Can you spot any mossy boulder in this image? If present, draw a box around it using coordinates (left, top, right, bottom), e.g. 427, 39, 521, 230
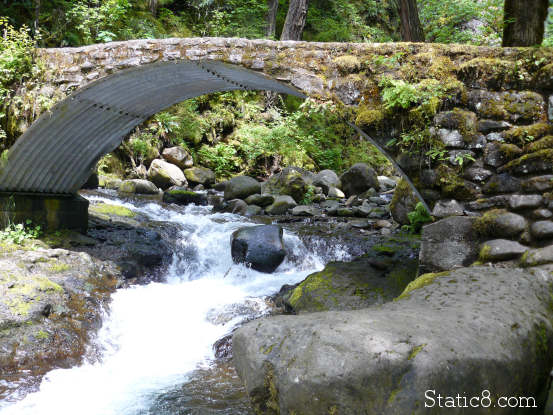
503, 123, 553, 146
284, 253, 418, 314
499, 149, 553, 175
389, 179, 417, 225
473, 209, 527, 238
89, 202, 136, 219
340, 163, 379, 197
183, 166, 216, 187
233, 266, 553, 414
458, 58, 525, 90
467, 90, 546, 124
162, 188, 208, 206
262, 167, 315, 203
119, 179, 159, 195
524, 135, 553, 153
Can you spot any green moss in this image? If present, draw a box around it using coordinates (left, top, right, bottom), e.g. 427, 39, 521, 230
408, 344, 426, 360
436, 165, 476, 201
525, 135, 553, 153
36, 330, 49, 339
501, 149, 553, 172
166, 190, 196, 196
498, 143, 522, 160
503, 123, 553, 146
355, 105, 385, 127
458, 58, 520, 88
479, 244, 492, 261
473, 209, 504, 237
334, 55, 361, 74
89, 203, 136, 218
48, 263, 70, 273
397, 271, 450, 300
372, 245, 397, 255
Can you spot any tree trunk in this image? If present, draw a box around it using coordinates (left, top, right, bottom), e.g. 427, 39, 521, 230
281, 0, 309, 41
398, 0, 425, 42
149, 0, 159, 16
34, 0, 41, 37
266, 0, 279, 38
502, 0, 549, 46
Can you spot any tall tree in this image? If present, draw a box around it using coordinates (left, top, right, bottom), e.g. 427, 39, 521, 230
398, 0, 425, 42
281, 0, 309, 41
502, 0, 549, 46
266, 0, 279, 38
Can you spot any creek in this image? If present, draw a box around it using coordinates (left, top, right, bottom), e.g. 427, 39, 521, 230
0, 193, 350, 415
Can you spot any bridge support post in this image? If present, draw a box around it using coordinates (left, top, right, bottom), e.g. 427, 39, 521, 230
0, 193, 89, 234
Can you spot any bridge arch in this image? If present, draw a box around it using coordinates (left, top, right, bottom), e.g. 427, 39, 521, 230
0, 60, 306, 194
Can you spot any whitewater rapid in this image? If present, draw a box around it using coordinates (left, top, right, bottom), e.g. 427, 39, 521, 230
0, 194, 346, 415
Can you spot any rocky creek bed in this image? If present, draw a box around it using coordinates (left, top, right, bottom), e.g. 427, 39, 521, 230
1, 180, 553, 413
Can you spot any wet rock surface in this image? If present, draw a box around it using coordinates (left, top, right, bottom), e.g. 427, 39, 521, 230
233, 266, 553, 414
231, 225, 287, 273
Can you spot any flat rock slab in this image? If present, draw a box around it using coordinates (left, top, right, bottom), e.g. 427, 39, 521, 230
233, 266, 553, 414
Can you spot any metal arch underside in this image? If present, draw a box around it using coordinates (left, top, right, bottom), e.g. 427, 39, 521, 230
0, 60, 306, 194
0, 59, 429, 212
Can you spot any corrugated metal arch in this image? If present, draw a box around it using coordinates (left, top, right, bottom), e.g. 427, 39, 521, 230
0, 60, 306, 194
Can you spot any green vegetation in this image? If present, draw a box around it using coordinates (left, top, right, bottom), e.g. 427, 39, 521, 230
0, 220, 42, 245
402, 202, 433, 234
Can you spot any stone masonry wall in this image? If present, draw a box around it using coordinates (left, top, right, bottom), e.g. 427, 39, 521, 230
6, 38, 553, 269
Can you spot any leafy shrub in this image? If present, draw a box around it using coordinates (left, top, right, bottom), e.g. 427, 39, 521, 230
0, 219, 42, 244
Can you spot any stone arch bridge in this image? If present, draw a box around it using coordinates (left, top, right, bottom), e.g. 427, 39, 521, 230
1, 38, 552, 270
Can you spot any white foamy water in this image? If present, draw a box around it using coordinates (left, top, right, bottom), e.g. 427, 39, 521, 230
0, 194, 328, 415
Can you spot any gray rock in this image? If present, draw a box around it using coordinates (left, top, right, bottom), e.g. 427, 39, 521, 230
230, 225, 286, 273
448, 149, 475, 166
480, 239, 528, 261
466, 134, 486, 150
484, 143, 508, 168
327, 187, 345, 199
244, 193, 275, 207
478, 119, 511, 134
162, 188, 207, 206
99, 175, 122, 190
368, 207, 388, 219
482, 173, 521, 195
507, 194, 544, 210
291, 205, 321, 217
321, 199, 340, 210
340, 163, 379, 197
368, 196, 387, 206
419, 216, 479, 272
463, 166, 493, 182
353, 203, 372, 217
265, 195, 297, 215
244, 205, 263, 217
437, 128, 464, 148
313, 169, 341, 194
147, 159, 187, 190
213, 181, 228, 191
82, 172, 99, 189
431, 200, 464, 218
233, 267, 553, 414
521, 245, 553, 266
486, 132, 505, 142
532, 209, 553, 220
484, 211, 527, 238
162, 146, 193, 169
119, 179, 159, 194
183, 166, 216, 187
224, 199, 248, 215
377, 176, 396, 189
530, 221, 553, 240
224, 176, 260, 201
337, 207, 354, 217
522, 175, 553, 193
262, 167, 314, 202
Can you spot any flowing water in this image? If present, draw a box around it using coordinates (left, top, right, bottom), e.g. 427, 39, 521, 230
0, 194, 349, 415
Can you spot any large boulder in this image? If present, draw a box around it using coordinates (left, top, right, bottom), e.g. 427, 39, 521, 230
231, 225, 286, 273
262, 167, 315, 203
224, 176, 261, 201
162, 188, 207, 206
183, 166, 216, 187
283, 247, 418, 313
419, 216, 479, 273
162, 146, 193, 169
233, 266, 553, 414
265, 195, 297, 215
389, 179, 418, 225
119, 179, 159, 195
147, 159, 187, 190
339, 163, 379, 197
313, 169, 341, 195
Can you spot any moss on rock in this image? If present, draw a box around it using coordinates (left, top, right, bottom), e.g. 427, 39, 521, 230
397, 271, 451, 300
89, 203, 136, 218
